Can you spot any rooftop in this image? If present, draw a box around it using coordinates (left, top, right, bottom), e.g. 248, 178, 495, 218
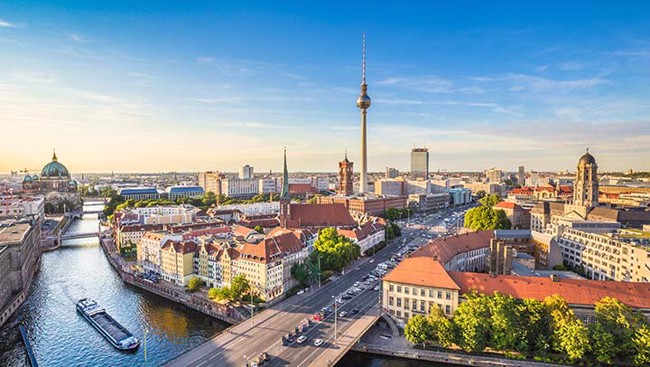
410, 230, 494, 264
383, 257, 460, 290
0, 221, 33, 245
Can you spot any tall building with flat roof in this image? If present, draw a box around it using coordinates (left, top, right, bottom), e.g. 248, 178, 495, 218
385, 167, 399, 179
239, 165, 254, 179
518, 166, 525, 186
410, 148, 429, 180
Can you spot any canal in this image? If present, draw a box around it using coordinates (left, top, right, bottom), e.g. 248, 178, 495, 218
0, 202, 453, 367
0, 203, 227, 367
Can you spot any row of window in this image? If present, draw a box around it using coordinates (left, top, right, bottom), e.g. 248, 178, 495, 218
388, 284, 451, 300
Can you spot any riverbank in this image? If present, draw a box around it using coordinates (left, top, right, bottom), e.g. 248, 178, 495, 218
98, 236, 243, 325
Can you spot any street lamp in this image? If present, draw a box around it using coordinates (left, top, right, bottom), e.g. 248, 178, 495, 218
331, 296, 338, 344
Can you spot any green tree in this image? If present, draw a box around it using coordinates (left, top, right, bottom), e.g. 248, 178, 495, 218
475, 190, 487, 199
253, 225, 264, 234
427, 306, 454, 347
590, 296, 647, 363
632, 324, 650, 366
544, 294, 589, 361
453, 292, 490, 352
485, 292, 522, 351
464, 206, 511, 230
404, 314, 430, 348
208, 287, 232, 302
312, 227, 360, 272
479, 194, 500, 207
231, 275, 251, 301
187, 277, 203, 292
519, 298, 551, 353
291, 262, 311, 287
390, 222, 401, 237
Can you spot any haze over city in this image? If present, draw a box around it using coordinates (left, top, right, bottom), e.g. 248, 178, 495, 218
2, 1, 650, 173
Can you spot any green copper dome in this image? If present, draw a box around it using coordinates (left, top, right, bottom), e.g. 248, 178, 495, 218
41, 152, 70, 178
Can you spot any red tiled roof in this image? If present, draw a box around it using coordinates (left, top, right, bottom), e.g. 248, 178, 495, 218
411, 230, 494, 265
495, 201, 518, 210
285, 203, 355, 228
289, 183, 317, 194
383, 257, 460, 290
161, 239, 197, 254
240, 228, 305, 263
449, 272, 650, 309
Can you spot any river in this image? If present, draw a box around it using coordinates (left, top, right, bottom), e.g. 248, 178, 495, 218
0, 203, 452, 367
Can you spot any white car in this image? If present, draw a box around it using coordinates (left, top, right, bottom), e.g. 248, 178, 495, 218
314, 338, 324, 347
297, 335, 307, 344
373, 285, 380, 291
339, 311, 348, 317
369, 259, 375, 263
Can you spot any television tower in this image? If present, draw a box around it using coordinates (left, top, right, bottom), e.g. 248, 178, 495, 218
356, 33, 371, 193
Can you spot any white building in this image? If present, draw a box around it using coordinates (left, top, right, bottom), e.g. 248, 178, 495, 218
217, 202, 280, 216
221, 178, 259, 198
259, 177, 282, 194
0, 196, 45, 218
239, 165, 254, 179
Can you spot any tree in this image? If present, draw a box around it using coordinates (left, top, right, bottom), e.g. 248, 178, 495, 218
485, 292, 522, 351
253, 225, 264, 234
312, 227, 360, 272
544, 294, 589, 361
427, 306, 454, 347
208, 287, 232, 302
632, 324, 650, 366
404, 314, 430, 348
479, 194, 500, 207
231, 275, 250, 301
291, 262, 311, 287
464, 206, 511, 231
453, 292, 490, 352
187, 277, 203, 292
590, 297, 647, 363
519, 298, 551, 353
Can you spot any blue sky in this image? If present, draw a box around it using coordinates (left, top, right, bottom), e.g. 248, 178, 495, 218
1, 1, 650, 173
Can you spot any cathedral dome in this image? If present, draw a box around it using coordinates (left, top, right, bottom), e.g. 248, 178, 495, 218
41, 152, 70, 178
578, 150, 596, 165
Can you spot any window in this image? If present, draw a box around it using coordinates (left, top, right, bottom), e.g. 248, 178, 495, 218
389, 284, 394, 292
412, 301, 417, 311
396, 310, 401, 317
405, 287, 409, 295
403, 298, 409, 310
446, 291, 451, 300
396, 298, 402, 307
445, 305, 451, 314
389, 297, 394, 306
420, 300, 425, 312
397, 285, 402, 293
429, 289, 433, 298
404, 312, 409, 319
420, 289, 425, 297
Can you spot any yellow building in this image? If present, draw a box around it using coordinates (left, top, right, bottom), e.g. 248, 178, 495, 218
160, 240, 197, 285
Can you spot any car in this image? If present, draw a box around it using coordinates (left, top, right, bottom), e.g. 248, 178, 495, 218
336, 298, 344, 304
369, 259, 375, 263
339, 311, 348, 317
313, 313, 323, 321
353, 281, 360, 287
260, 352, 269, 362
373, 285, 380, 291
314, 338, 324, 347
296, 289, 304, 295
352, 308, 359, 314
296, 336, 307, 344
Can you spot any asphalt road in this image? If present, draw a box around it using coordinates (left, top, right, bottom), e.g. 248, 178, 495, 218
165, 205, 472, 367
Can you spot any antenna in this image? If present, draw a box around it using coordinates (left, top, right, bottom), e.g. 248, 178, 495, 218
362, 33, 366, 85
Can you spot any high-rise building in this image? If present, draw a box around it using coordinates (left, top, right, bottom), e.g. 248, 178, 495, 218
337, 153, 354, 196
573, 149, 599, 207
239, 164, 254, 179
410, 148, 429, 180
518, 166, 525, 186
198, 171, 225, 195
485, 168, 503, 183
385, 167, 399, 179
356, 34, 371, 193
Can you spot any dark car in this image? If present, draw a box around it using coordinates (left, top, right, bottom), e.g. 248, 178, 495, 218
352, 308, 359, 314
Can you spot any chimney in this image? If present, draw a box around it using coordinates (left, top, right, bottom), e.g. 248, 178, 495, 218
550, 274, 560, 282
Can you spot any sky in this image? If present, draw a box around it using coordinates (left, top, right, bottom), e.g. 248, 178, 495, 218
1, 1, 650, 174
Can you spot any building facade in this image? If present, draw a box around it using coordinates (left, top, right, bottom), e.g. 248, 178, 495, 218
337, 154, 354, 196
410, 148, 429, 180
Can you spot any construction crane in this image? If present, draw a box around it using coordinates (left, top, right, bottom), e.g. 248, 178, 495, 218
19, 168, 39, 176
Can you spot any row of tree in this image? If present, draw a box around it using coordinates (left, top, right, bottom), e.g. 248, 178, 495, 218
463, 194, 511, 231
206, 275, 251, 302
382, 207, 413, 221
404, 292, 650, 366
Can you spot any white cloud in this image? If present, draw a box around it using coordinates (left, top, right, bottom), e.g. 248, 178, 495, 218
196, 57, 214, 64
0, 19, 17, 28
11, 71, 58, 84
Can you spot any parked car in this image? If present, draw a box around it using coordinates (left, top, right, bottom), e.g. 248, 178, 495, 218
296, 336, 308, 344
352, 308, 359, 314
339, 311, 348, 317
314, 338, 324, 347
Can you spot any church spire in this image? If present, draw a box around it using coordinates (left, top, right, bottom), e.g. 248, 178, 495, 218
281, 147, 289, 199
52, 149, 57, 162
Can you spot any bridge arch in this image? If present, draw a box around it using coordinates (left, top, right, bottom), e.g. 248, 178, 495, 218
380, 314, 400, 337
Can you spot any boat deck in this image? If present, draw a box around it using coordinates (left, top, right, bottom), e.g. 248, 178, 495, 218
89, 312, 130, 343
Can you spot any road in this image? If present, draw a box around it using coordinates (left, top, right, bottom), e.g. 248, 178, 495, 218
164, 205, 474, 367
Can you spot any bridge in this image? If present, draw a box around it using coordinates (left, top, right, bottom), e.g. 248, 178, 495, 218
163, 237, 401, 367
59, 232, 98, 241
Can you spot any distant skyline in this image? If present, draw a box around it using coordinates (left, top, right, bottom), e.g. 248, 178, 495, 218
2, 1, 650, 173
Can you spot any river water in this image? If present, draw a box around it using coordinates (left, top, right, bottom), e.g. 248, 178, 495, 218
0, 203, 452, 367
